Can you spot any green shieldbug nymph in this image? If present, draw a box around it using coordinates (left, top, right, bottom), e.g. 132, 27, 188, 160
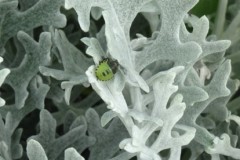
95, 58, 119, 81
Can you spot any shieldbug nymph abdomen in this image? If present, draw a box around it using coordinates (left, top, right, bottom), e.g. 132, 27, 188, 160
95, 58, 119, 81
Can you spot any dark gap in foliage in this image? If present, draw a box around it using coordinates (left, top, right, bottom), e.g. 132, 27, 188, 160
1, 118, 5, 123
87, 87, 102, 107
130, 13, 152, 39
19, 109, 40, 149
185, 22, 193, 33
92, 99, 104, 107
130, 157, 138, 160
159, 148, 170, 158
92, 102, 106, 117
229, 119, 239, 133
0, 84, 15, 105
71, 86, 104, 114
61, 7, 90, 53
17, 2, 20, 10
33, 26, 43, 42
147, 131, 160, 147
72, 86, 93, 103
45, 98, 58, 113
181, 148, 192, 160
200, 74, 211, 86
56, 124, 64, 136
226, 10, 233, 22
76, 33, 90, 55
61, 7, 81, 32
62, 7, 83, 47
230, 88, 240, 101
49, 53, 63, 69
207, 16, 215, 35
166, 96, 173, 109
197, 151, 211, 160
238, 110, 240, 120
237, 127, 240, 148
81, 148, 90, 159
90, 7, 104, 33
190, 0, 218, 17
200, 113, 208, 117
71, 85, 85, 103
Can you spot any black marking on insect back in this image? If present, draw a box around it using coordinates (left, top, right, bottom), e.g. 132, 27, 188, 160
107, 70, 111, 75
102, 72, 106, 77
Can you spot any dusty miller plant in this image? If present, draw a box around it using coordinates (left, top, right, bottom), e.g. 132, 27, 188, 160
0, 0, 240, 160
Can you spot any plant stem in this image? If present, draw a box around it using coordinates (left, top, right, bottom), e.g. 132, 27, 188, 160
214, 0, 228, 38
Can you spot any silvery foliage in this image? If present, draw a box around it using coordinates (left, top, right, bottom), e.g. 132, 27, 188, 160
0, 0, 239, 160
27, 139, 85, 160
223, 1, 240, 117
65, 0, 240, 159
